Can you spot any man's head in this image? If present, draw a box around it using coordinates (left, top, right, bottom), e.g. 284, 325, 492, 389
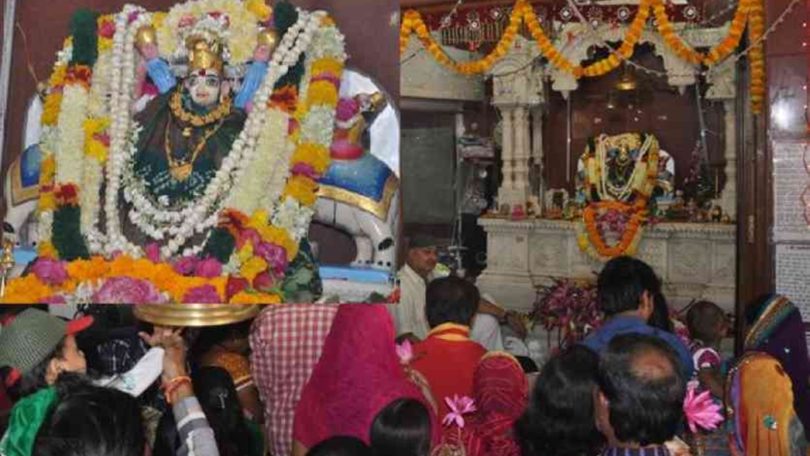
594, 334, 686, 447
405, 235, 439, 278
597, 256, 659, 319
425, 276, 479, 329
686, 300, 729, 344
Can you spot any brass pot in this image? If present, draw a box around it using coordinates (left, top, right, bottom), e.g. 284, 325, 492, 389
133, 304, 261, 327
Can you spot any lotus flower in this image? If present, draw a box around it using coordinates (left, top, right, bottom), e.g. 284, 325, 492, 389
396, 340, 413, 364
683, 383, 724, 433
92, 277, 166, 304
31, 258, 68, 286
442, 395, 476, 428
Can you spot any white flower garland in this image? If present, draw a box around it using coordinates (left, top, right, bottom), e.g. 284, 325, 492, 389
55, 85, 90, 185
223, 109, 290, 215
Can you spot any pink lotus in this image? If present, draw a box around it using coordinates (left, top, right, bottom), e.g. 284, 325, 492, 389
255, 242, 288, 274
173, 256, 198, 275
395, 340, 413, 364
683, 383, 724, 433
442, 395, 477, 428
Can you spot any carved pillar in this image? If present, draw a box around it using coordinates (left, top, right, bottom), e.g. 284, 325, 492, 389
498, 107, 516, 204
531, 106, 544, 214
718, 100, 737, 220
513, 106, 530, 204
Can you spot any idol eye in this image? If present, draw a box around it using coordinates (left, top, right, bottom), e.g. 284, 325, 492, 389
205, 76, 219, 87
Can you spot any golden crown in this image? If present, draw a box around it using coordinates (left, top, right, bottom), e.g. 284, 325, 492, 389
185, 36, 224, 73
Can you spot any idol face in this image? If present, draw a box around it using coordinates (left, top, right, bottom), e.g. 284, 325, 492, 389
185, 69, 221, 108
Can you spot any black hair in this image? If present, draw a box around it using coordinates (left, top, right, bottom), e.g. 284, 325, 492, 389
686, 300, 726, 344
597, 256, 658, 316
515, 345, 604, 456
189, 320, 253, 362
308, 436, 371, 456
33, 381, 144, 456
1, 337, 67, 401
425, 276, 480, 328
647, 291, 674, 333
597, 333, 686, 446
370, 398, 431, 456
745, 293, 776, 326
154, 366, 253, 456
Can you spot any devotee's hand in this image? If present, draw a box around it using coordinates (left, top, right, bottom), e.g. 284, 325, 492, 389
664, 437, 693, 456
139, 327, 188, 381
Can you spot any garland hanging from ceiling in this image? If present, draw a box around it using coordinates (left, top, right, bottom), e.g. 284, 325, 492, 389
400, 0, 766, 113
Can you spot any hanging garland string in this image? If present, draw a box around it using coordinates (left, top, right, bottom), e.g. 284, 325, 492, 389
400, 0, 770, 112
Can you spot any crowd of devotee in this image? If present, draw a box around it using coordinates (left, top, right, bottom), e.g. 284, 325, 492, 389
0, 241, 808, 456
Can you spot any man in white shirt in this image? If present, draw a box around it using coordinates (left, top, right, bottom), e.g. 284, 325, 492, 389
390, 235, 526, 350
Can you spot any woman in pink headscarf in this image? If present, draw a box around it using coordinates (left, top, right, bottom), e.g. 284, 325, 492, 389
292, 304, 439, 455
435, 352, 529, 456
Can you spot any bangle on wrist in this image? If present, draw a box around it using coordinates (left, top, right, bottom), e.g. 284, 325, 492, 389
162, 375, 192, 405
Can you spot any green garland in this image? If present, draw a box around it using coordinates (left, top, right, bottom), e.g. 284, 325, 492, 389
273, 1, 298, 34
52, 206, 90, 261
69, 9, 99, 67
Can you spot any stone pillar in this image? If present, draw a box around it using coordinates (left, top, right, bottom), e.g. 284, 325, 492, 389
497, 107, 516, 206
513, 106, 530, 204
718, 100, 737, 220
531, 106, 544, 214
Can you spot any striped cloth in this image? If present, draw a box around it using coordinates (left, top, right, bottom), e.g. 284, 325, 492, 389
249, 304, 338, 456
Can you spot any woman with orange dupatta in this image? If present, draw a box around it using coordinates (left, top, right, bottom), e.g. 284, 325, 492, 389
433, 352, 528, 456
291, 304, 439, 455
726, 295, 810, 456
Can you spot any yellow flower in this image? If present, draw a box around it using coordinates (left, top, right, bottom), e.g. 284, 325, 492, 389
37, 241, 58, 259
246, 0, 272, 22
152, 12, 167, 29
307, 80, 339, 107
283, 175, 318, 207
83, 117, 110, 162
47, 64, 67, 88
311, 58, 344, 77
229, 290, 282, 304
240, 256, 268, 282
39, 154, 56, 186
0, 275, 53, 303
237, 244, 254, 264
291, 143, 330, 174
65, 256, 110, 281
38, 192, 56, 213
41, 93, 63, 126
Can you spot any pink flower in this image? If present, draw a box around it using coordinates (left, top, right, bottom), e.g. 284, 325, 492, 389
41, 295, 67, 304
291, 162, 319, 180
396, 340, 413, 364
336, 98, 360, 122
239, 229, 261, 250
127, 11, 141, 24
32, 258, 68, 286
252, 271, 275, 291
178, 14, 195, 28
145, 243, 160, 263
194, 258, 222, 278
182, 285, 222, 304
255, 242, 288, 273
226, 276, 249, 300
98, 20, 116, 39
92, 277, 166, 304
442, 395, 477, 428
683, 383, 724, 433
173, 256, 198, 275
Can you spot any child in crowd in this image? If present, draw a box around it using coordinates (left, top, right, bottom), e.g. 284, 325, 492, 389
685, 301, 729, 398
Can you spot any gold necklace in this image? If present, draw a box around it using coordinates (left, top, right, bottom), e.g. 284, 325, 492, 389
164, 120, 224, 182
169, 90, 232, 134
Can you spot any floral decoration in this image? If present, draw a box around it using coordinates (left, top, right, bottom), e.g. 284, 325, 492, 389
3, 1, 346, 304
531, 279, 601, 350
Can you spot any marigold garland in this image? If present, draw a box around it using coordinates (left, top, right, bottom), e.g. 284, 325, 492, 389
578, 201, 647, 260
401, 0, 769, 110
